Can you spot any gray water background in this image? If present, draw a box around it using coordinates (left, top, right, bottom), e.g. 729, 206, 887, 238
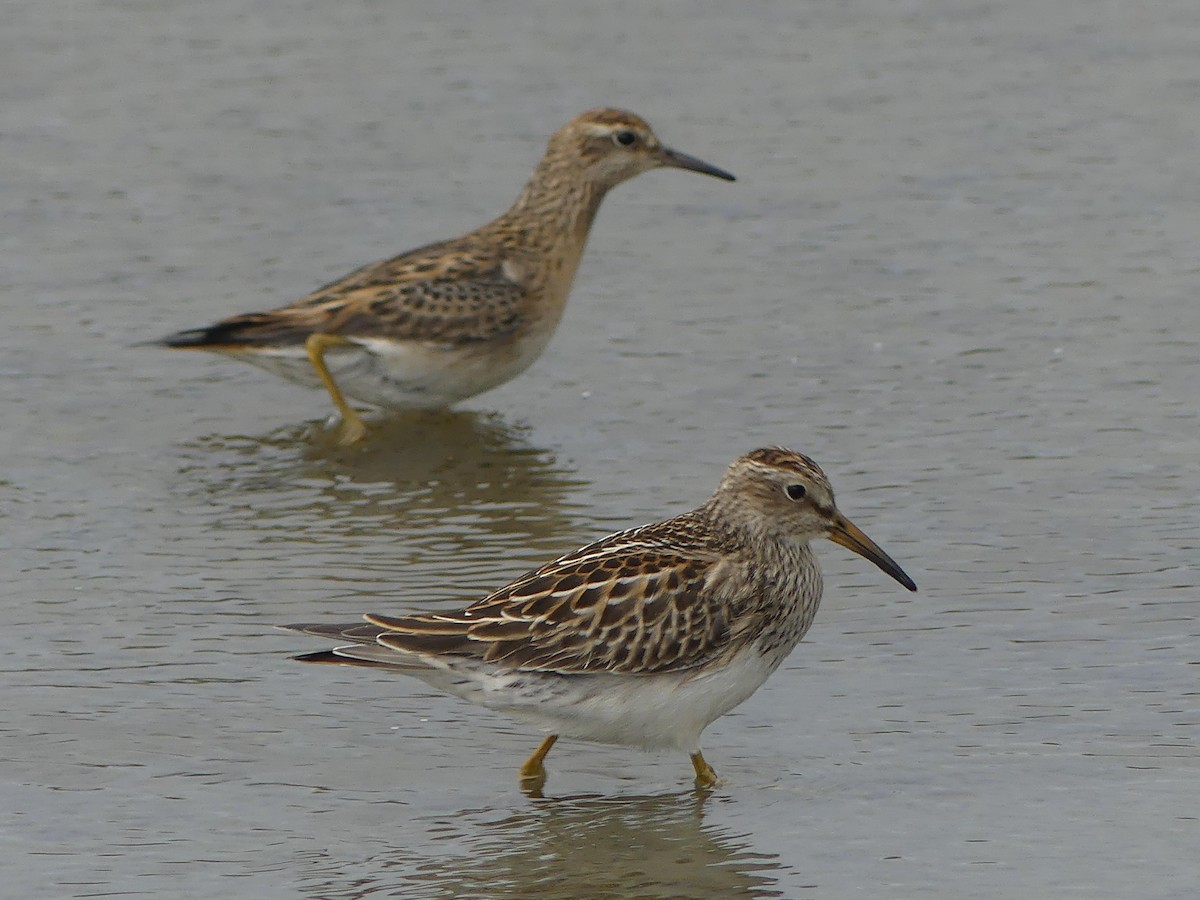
2, 1, 1198, 897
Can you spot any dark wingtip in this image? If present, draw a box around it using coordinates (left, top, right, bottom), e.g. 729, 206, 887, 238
157, 328, 215, 348
129, 329, 212, 349
291, 649, 398, 669
291, 650, 344, 664
154, 312, 293, 349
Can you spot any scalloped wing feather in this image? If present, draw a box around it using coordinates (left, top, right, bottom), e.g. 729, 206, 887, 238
163, 236, 529, 348
365, 519, 735, 676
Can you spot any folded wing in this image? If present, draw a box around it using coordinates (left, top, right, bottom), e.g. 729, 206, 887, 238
161, 238, 528, 349
285, 520, 734, 677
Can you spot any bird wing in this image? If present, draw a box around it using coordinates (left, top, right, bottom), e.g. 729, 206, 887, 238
281, 622, 424, 669
161, 237, 530, 349
362, 519, 736, 676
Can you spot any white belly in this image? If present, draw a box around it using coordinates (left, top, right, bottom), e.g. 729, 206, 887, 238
417, 648, 782, 753
219, 330, 554, 410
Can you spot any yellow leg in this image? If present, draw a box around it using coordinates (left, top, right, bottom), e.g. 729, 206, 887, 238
519, 735, 558, 789
305, 333, 368, 446
690, 751, 719, 789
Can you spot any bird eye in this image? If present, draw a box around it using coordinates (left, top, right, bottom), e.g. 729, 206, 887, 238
785, 484, 807, 501
613, 130, 638, 147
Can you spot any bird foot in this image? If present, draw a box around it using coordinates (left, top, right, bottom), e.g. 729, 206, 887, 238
690, 752, 720, 790
518, 767, 548, 798
331, 412, 369, 446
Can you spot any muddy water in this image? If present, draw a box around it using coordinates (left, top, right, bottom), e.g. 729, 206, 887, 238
3, 1, 1198, 897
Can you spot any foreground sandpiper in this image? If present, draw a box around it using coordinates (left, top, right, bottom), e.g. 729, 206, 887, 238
284, 447, 916, 790
159, 108, 734, 444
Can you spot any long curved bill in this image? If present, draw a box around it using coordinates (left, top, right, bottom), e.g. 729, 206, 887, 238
827, 514, 917, 592
658, 146, 736, 181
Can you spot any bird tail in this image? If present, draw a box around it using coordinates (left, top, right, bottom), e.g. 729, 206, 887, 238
281, 622, 434, 672
159, 312, 311, 349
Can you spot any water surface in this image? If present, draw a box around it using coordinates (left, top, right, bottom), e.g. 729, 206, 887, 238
3, 1, 1198, 897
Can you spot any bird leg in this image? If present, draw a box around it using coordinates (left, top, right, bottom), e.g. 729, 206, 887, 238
519, 735, 558, 790
690, 751, 719, 789
305, 333, 368, 445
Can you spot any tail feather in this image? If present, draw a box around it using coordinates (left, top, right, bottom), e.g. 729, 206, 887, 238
282, 619, 479, 671
159, 313, 310, 349
291, 647, 428, 670
282, 622, 388, 644
292, 649, 375, 667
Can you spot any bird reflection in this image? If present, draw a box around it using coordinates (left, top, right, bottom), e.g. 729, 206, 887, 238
172, 411, 592, 576
294, 790, 791, 899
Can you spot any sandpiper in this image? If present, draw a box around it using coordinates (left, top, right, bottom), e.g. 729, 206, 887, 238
284, 447, 917, 790
159, 108, 734, 444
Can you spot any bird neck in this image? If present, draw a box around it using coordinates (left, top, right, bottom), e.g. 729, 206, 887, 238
499, 158, 609, 251
700, 495, 815, 562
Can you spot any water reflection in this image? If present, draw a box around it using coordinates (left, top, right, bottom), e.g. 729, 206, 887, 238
296, 790, 791, 899
172, 411, 592, 581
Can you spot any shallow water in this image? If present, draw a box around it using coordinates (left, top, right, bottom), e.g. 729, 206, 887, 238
3, 1, 1198, 897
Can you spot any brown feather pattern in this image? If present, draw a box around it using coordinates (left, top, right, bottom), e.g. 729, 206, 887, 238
360, 513, 734, 675
166, 243, 530, 348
